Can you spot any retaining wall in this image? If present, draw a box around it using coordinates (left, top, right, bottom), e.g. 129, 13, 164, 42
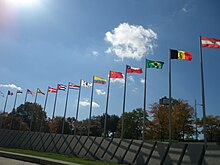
0, 129, 219, 165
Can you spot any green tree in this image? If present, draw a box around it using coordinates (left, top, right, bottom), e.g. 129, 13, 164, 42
148, 99, 194, 141
198, 115, 220, 141
16, 102, 47, 131
116, 108, 146, 139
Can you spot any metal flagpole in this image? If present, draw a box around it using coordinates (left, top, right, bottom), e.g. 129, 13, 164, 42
62, 83, 70, 134
199, 36, 207, 147
121, 66, 128, 140
169, 49, 172, 144
19, 90, 27, 130
24, 89, 28, 103
104, 72, 111, 137
3, 91, 9, 113
88, 76, 95, 136
52, 84, 59, 119
143, 60, 147, 141
74, 80, 82, 136
30, 89, 38, 131
39, 87, 49, 132
10, 91, 18, 129
195, 99, 198, 141
1, 91, 9, 129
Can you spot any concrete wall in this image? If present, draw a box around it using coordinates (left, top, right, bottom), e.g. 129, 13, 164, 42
0, 129, 219, 165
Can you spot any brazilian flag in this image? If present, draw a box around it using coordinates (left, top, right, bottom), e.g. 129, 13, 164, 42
146, 60, 164, 69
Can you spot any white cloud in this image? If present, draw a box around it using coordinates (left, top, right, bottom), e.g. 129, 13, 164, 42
96, 89, 106, 95
182, 7, 188, 12
92, 50, 99, 56
128, 76, 135, 83
105, 23, 157, 60
132, 87, 138, 93
140, 78, 145, 84
79, 98, 100, 108
110, 78, 125, 84
0, 84, 22, 91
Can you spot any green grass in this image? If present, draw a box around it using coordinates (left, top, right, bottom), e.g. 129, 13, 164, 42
0, 147, 119, 165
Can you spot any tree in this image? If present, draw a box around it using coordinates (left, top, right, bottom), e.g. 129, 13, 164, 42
148, 99, 194, 141
100, 114, 120, 137
198, 115, 220, 141
148, 103, 169, 141
15, 102, 47, 131
116, 108, 146, 139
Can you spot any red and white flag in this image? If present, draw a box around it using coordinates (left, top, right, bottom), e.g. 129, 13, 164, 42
48, 87, 57, 93
126, 65, 143, 74
69, 83, 80, 90
201, 37, 220, 48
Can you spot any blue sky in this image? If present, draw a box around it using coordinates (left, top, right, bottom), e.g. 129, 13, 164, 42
0, 0, 220, 121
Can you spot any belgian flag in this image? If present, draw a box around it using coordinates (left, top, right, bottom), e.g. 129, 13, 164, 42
170, 49, 192, 61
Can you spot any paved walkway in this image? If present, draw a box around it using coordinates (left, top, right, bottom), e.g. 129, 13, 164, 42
0, 156, 39, 165
0, 151, 81, 165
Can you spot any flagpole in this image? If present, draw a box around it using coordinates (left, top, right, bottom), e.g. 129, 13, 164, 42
1, 91, 9, 129
121, 66, 127, 140
104, 71, 111, 137
88, 77, 95, 136
1, 91, 9, 128
74, 80, 82, 136
52, 84, 59, 119
24, 89, 28, 103
40, 87, 49, 132
10, 91, 18, 129
30, 90, 38, 131
169, 49, 172, 144
199, 36, 207, 147
143, 60, 147, 141
62, 83, 70, 134
195, 99, 198, 141
3, 91, 9, 113
19, 89, 28, 130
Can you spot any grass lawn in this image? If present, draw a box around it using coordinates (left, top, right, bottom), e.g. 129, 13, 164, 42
0, 147, 118, 165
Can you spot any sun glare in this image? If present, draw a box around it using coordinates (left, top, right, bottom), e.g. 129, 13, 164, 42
6, 0, 39, 6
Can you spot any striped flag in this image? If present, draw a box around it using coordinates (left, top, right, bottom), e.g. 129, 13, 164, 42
69, 83, 80, 90
48, 87, 57, 93
8, 90, 13, 96
58, 84, 67, 91
27, 89, 34, 96
126, 65, 143, 74
201, 37, 220, 48
94, 76, 107, 84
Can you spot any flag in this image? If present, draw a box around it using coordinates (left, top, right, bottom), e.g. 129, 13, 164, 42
201, 36, 220, 48
81, 80, 92, 88
27, 89, 34, 96
48, 87, 57, 93
69, 83, 80, 90
94, 76, 107, 84
146, 60, 164, 69
0, 91, 4, 97
126, 65, 143, 73
170, 49, 192, 61
37, 88, 45, 95
8, 90, 13, 96
109, 71, 123, 78
17, 90, 23, 94
58, 84, 67, 91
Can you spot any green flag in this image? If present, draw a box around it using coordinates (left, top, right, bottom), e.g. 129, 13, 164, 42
146, 59, 164, 69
